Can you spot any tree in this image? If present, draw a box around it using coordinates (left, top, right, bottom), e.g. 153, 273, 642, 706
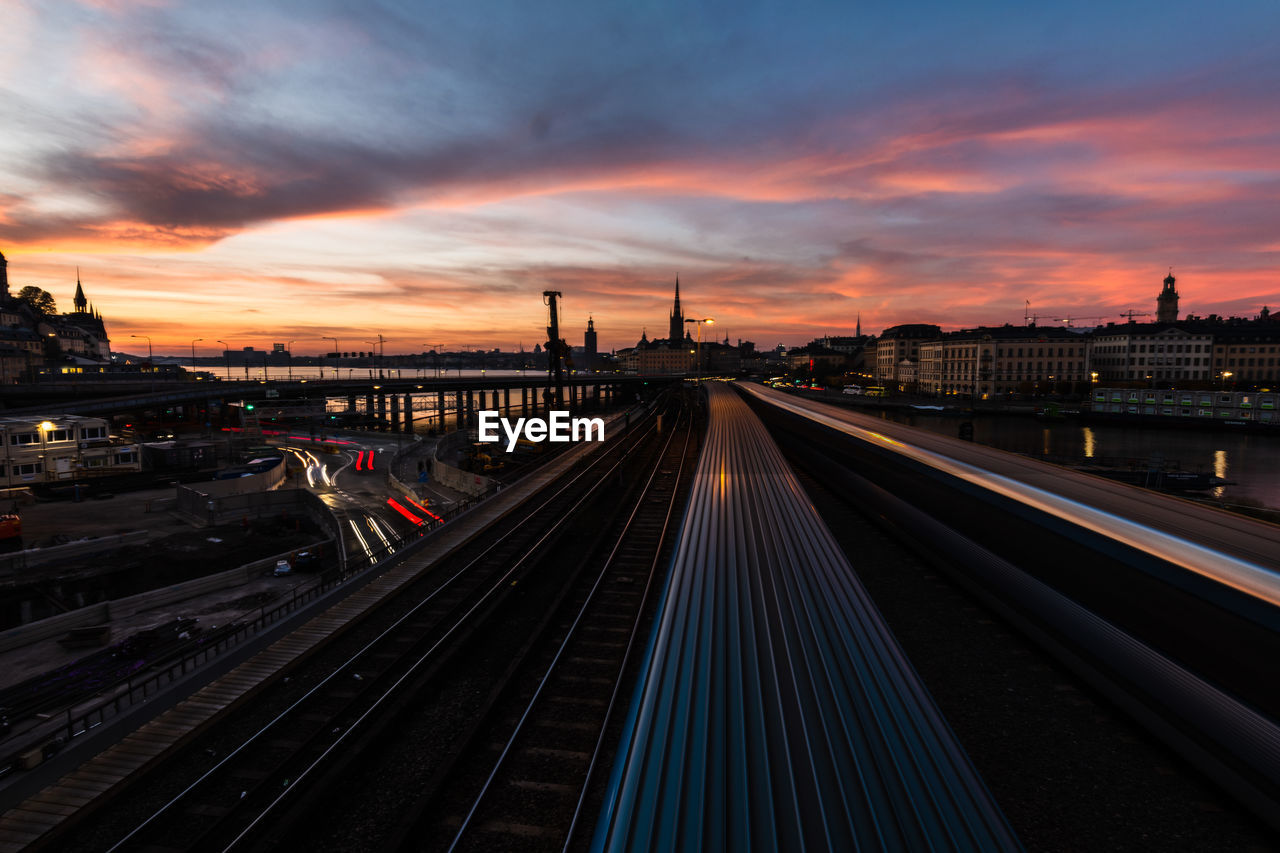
16, 286, 56, 315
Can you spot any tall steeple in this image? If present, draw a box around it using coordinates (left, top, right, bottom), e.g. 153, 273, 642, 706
1156, 268, 1179, 323
668, 275, 684, 344
856, 312, 861, 337
0, 249, 7, 301
74, 267, 87, 312
584, 315, 598, 369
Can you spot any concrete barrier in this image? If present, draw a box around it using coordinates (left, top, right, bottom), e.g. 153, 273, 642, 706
0, 531, 149, 575
185, 456, 286, 498
0, 604, 111, 654
0, 538, 335, 653
431, 430, 494, 497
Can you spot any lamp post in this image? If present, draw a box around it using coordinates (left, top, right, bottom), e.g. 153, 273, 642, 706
39, 420, 54, 483
365, 334, 386, 378
1221, 370, 1233, 391
286, 340, 296, 381
130, 334, 152, 366
190, 338, 203, 373
216, 340, 230, 380
684, 317, 714, 385
325, 337, 339, 381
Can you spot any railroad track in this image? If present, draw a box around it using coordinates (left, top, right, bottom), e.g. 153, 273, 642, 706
30, 395, 674, 852
390, 395, 698, 851
594, 383, 1019, 850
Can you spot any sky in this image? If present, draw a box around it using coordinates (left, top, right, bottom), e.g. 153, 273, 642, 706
1, 0, 1278, 356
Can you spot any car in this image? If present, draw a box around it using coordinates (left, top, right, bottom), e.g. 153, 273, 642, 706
843, 385, 864, 395
273, 559, 292, 577
292, 551, 320, 571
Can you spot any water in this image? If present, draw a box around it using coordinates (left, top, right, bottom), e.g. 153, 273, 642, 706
206, 366, 541, 381
883, 412, 1280, 510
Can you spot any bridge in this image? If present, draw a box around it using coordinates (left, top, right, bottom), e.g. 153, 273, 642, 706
0, 373, 652, 432
0, 380, 1276, 850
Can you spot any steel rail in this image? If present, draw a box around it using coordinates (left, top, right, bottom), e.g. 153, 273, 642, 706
105, 407, 661, 852
595, 384, 1018, 851
444, 404, 694, 850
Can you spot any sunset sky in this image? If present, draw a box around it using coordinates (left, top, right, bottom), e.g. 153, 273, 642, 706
2, 1, 1278, 355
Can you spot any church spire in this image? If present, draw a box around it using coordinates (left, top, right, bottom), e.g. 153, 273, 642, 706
74, 267, 87, 312
668, 275, 684, 344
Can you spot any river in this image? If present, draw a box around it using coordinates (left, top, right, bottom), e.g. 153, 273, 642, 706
877, 410, 1280, 510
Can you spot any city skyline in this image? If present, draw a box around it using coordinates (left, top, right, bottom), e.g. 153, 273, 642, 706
2, 1, 1278, 353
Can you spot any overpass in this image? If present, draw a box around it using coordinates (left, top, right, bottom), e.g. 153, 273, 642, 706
0, 373, 656, 431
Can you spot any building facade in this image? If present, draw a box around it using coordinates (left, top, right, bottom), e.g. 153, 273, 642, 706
1091, 323, 1214, 383
0, 415, 140, 487
873, 324, 940, 390
1210, 315, 1280, 386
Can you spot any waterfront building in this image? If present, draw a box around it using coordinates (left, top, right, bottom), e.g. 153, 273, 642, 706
873, 324, 940, 391
0, 415, 141, 487
0, 250, 112, 380
1210, 313, 1280, 385
786, 344, 845, 373
638, 346, 693, 375
1091, 323, 1215, 384
911, 326, 1091, 397
917, 340, 944, 393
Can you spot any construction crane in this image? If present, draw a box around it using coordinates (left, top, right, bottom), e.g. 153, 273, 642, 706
1118, 310, 1153, 322
422, 342, 445, 378
543, 291, 573, 408
1054, 315, 1109, 328
1023, 300, 1048, 326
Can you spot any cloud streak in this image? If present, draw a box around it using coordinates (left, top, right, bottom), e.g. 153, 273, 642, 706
1, 1, 1277, 349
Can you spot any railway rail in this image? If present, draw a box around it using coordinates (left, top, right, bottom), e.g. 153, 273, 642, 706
0, 395, 667, 852
594, 383, 1019, 851
92, 402, 666, 852
377, 393, 699, 851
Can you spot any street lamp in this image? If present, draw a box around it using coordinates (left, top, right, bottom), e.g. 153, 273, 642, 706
286, 340, 296, 381
216, 340, 230, 380
684, 317, 714, 385
365, 334, 386, 378
1221, 370, 1233, 390
130, 334, 153, 366
325, 337, 339, 380
38, 420, 54, 483
190, 338, 203, 373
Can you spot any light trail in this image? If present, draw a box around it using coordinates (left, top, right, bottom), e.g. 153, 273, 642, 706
348, 518, 374, 561
743, 384, 1280, 609
366, 515, 395, 554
